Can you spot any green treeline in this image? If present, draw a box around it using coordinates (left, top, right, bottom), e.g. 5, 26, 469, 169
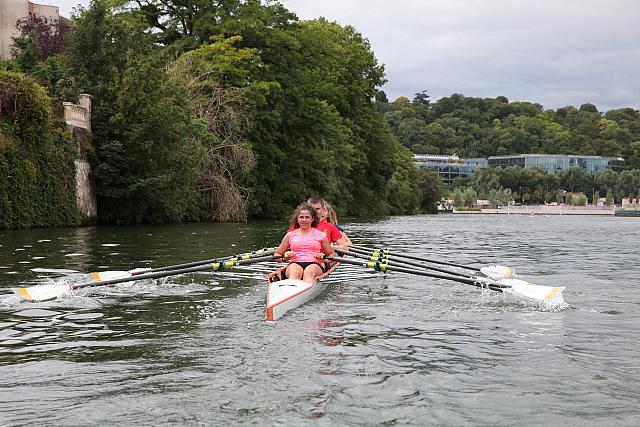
0, 71, 79, 228
379, 93, 640, 204
1, 0, 424, 227
466, 165, 639, 206
381, 93, 640, 169
4, 1, 640, 229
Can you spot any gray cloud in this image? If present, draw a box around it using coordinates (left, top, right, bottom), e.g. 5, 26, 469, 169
285, 0, 640, 112
56, 0, 640, 111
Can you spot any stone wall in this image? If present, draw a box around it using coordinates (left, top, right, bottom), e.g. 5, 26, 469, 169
75, 159, 97, 222
65, 94, 97, 225
63, 94, 92, 131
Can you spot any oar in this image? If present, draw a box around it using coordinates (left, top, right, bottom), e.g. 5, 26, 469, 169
142, 247, 277, 273
14, 254, 278, 302
348, 245, 515, 279
82, 248, 277, 283
327, 255, 564, 303
336, 248, 555, 299
336, 248, 475, 279
327, 255, 505, 291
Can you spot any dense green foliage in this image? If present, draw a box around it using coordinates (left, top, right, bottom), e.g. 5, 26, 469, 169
416, 168, 445, 213
383, 92, 640, 206
0, 71, 79, 228
238, 17, 420, 217
52, 0, 420, 223
382, 93, 640, 169
63, 3, 204, 224
10, 0, 640, 226
5, 0, 422, 227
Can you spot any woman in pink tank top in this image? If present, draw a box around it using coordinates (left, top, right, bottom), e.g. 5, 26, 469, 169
274, 203, 336, 282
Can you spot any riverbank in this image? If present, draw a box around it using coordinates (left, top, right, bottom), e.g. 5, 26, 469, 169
455, 205, 616, 215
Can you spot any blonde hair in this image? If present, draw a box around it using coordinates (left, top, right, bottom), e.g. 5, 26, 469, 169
325, 203, 338, 224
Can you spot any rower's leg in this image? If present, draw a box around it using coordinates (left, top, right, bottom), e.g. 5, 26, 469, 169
286, 264, 304, 280
302, 264, 323, 283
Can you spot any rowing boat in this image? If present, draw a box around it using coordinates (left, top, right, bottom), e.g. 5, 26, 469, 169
265, 262, 340, 321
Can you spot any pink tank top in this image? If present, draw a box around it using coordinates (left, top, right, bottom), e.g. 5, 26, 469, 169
288, 228, 327, 264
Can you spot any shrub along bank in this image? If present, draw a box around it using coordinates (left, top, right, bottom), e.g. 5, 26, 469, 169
0, 71, 79, 229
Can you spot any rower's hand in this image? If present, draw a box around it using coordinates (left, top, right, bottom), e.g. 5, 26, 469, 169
314, 252, 325, 260
284, 251, 295, 260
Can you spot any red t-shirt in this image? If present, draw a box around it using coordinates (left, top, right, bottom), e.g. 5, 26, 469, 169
288, 219, 342, 243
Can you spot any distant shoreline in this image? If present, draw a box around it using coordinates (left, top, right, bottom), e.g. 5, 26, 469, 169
453, 205, 616, 216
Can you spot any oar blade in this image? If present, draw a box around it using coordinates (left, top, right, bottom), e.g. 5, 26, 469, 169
13, 284, 72, 302
480, 265, 516, 279
88, 270, 133, 281
499, 278, 565, 303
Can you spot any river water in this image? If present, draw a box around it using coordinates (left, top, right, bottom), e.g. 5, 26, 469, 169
0, 215, 639, 426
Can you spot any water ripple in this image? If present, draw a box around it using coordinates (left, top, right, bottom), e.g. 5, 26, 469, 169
1, 217, 639, 425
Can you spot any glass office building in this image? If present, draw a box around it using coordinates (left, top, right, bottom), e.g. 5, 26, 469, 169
414, 155, 488, 186
487, 154, 624, 174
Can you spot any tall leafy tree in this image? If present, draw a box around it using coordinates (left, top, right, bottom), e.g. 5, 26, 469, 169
68, 1, 202, 224
417, 168, 445, 213
168, 36, 265, 221
559, 166, 593, 194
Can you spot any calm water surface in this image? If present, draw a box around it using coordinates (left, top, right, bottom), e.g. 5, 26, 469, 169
0, 215, 639, 426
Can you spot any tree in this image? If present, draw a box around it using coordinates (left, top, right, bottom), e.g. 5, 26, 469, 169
462, 187, 477, 207
579, 103, 599, 113
471, 169, 501, 197
0, 71, 78, 228
594, 169, 619, 200
618, 170, 636, 199
14, 16, 69, 60
605, 189, 614, 206
413, 90, 430, 107
417, 168, 445, 213
68, 1, 202, 224
559, 166, 592, 194
487, 188, 513, 206
168, 36, 262, 221
573, 193, 587, 206
396, 118, 429, 150
452, 188, 464, 208
10, 29, 40, 73
386, 145, 422, 214
243, 17, 412, 217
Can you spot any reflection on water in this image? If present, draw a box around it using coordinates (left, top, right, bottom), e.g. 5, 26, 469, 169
1, 216, 640, 424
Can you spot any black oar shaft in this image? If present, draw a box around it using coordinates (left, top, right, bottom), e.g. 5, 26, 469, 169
327, 256, 503, 292
140, 248, 276, 274
72, 254, 277, 290
336, 248, 473, 279
349, 245, 482, 272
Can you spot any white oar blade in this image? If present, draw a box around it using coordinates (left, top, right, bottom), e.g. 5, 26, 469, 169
481, 265, 515, 279
128, 268, 151, 275
13, 284, 72, 302
88, 270, 133, 281
498, 278, 565, 302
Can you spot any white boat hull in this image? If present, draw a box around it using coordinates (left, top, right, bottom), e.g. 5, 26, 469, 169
266, 278, 329, 321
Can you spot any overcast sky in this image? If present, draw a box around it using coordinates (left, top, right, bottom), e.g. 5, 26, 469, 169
54, 0, 639, 112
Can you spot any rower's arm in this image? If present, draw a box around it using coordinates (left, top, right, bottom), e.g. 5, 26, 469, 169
274, 234, 291, 260
320, 238, 336, 258
332, 233, 350, 250
341, 231, 353, 246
